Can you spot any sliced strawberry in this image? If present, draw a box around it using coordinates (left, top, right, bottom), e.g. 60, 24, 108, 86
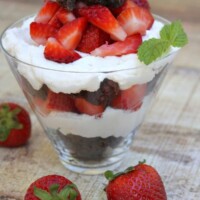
48, 7, 64, 29
111, 0, 137, 16
91, 34, 142, 57
132, 0, 150, 10
35, 1, 60, 24
75, 97, 105, 116
57, 9, 76, 24
44, 38, 81, 63
56, 17, 87, 50
111, 84, 147, 111
78, 5, 127, 41
117, 6, 154, 36
30, 22, 58, 45
46, 90, 76, 112
76, 23, 111, 53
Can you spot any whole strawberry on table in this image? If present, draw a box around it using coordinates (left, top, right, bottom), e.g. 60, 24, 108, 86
104, 161, 167, 200
0, 102, 31, 147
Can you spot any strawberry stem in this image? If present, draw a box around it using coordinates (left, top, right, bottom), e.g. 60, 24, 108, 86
0, 104, 23, 142
34, 183, 78, 200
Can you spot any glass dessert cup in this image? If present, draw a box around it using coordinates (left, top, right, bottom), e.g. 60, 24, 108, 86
0, 15, 179, 174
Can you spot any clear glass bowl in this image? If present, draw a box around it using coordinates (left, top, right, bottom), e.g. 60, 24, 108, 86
0, 15, 179, 174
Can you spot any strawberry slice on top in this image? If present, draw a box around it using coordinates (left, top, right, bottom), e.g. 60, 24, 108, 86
76, 23, 111, 53
117, 6, 154, 36
56, 17, 87, 50
44, 37, 81, 63
30, 22, 58, 45
91, 34, 142, 57
35, 1, 60, 24
78, 5, 127, 41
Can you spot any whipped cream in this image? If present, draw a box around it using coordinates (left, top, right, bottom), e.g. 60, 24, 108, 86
39, 95, 152, 138
2, 16, 178, 93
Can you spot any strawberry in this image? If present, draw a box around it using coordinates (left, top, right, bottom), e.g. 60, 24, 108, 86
30, 22, 58, 45
48, 7, 64, 29
91, 34, 142, 57
76, 23, 111, 53
0, 103, 31, 147
35, 1, 60, 24
132, 0, 150, 10
57, 8, 76, 24
78, 5, 127, 41
44, 37, 81, 63
56, 17, 87, 50
111, 84, 147, 111
75, 97, 105, 116
105, 162, 167, 200
111, 0, 137, 16
117, 6, 154, 36
24, 175, 81, 200
46, 90, 77, 112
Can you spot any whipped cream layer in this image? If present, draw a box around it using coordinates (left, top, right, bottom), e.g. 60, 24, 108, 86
2, 17, 178, 93
40, 95, 152, 138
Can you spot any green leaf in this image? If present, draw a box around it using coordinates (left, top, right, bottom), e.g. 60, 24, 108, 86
138, 38, 171, 65
58, 184, 78, 200
104, 170, 114, 181
34, 186, 52, 200
160, 21, 188, 47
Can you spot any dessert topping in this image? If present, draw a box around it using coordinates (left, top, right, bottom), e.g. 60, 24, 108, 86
138, 21, 188, 64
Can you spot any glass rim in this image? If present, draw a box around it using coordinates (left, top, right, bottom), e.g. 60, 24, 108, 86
0, 14, 179, 73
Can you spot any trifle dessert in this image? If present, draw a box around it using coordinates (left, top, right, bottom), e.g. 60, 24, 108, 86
0, 0, 187, 174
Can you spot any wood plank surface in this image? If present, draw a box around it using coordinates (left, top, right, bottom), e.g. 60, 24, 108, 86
0, 0, 200, 199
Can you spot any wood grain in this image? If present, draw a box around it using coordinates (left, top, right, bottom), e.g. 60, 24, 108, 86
0, 0, 200, 199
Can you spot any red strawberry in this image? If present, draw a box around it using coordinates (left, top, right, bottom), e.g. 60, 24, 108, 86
24, 175, 81, 200
30, 22, 58, 45
111, 0, 137, 16
78, 5, 127, 41
56, 17, 87, 50
44, 37, 81, 63
0, 103, 31, 147
105, 162, 167, 200
75, 97, 105, 116
35, 1, 60, 24
132, 0, 150, 10
48, 7, 64, 29
57, 9, 76, 24
76, 23, 111, 53
91, 34, 142, 57
111, 84, 147, 111
117, 6, 154, 36
46, 90, 77, 112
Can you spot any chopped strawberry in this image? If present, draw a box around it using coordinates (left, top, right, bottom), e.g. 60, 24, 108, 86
111, 0, 137, 16
132, 0, 150, 10
111, 84, 147, 111
78, 5, 127, 41
91, 34, 142, 57
30, 22, 58, 45
35, 1, 60, 24
56, 17, 87, 50
48, 7, 64, 29
44, 37, 81, 63
117, 6, 154, 36
46, 90, 76, 112
76, 23, 111, 53
75, 97, 105, 116
57, 9, 76, 24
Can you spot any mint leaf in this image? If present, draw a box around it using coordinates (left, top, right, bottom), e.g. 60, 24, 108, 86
160, 21, 188, 47
138, 38, 170, 65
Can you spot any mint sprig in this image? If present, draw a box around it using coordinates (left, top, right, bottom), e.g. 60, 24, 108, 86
138, 21, 188, 65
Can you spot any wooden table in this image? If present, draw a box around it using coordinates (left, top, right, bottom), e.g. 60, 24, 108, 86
0, 0, 200, 199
